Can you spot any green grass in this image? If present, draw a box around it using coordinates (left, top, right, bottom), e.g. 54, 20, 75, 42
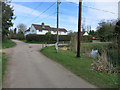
0, 53, 7, 87
81, 43, 109, 50
1, 53, 7, 79
0, 40, 15, 49
41, 46, 119, 88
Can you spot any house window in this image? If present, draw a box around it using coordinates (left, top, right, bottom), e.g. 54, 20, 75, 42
39, 30, 42, 32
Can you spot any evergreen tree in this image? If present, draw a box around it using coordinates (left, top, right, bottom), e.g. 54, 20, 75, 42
115, 20, 120, 74
2, 1, 15, 40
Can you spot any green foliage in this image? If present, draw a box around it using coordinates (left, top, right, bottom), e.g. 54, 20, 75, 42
26, 34, 71, 43
1, 40, 15, 49
45, 32, 51, 35
2, 53, 7, 79
89, 30, 96, 36
14, 28, 17, 34
115, 20, 120, 72
82, 35, 92, 42
17, 31, 25, 40
96, 20, 116, 42
9, 30, 17, 39
41, 46, 118, 88
115, 20, 120, 44
2, 1, 15, 40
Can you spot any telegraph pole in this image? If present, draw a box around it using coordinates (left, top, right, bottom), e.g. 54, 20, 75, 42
77, 0, 82, 57
56, 0, 59, 52
57, 0, 59, 44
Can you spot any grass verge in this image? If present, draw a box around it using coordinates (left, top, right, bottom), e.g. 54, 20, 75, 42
2, 53, 7, 79
0, 53, 7, 87
1, 40, 15, 49
41, 46, 118, 88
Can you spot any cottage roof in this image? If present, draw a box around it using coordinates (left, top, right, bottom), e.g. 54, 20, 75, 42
32, 24, 67, 32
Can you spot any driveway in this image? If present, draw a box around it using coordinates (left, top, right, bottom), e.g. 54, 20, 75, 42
3, 40, 96, 88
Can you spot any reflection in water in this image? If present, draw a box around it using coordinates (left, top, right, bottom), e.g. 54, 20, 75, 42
91, 49, 98, 59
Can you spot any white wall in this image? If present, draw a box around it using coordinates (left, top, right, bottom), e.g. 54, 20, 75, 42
30, 25, 36, 34
36, 30, 49, 35
58, 31, 68, 35
37, 30, 67, 35
25, 25, 37, 36
25, 25, 68, 35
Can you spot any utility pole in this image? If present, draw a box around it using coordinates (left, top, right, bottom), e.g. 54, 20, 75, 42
77, 0, 82, 57
56, 0, 59, 52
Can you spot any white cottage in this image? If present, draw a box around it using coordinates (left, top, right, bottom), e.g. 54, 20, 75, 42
25, 23, 68, 36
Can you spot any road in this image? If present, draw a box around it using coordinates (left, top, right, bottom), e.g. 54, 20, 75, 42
3, 40, 96, 88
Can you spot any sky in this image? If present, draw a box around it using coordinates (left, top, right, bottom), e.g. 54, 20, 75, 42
10, 0, 119, 32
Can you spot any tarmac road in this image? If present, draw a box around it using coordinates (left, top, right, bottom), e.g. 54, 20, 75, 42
3, 40, 96, 88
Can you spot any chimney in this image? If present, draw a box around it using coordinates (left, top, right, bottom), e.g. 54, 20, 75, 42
42, 22, 44, 28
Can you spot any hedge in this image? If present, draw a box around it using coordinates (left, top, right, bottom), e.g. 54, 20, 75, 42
82, 35, 92, 42
26, 34, 71, 43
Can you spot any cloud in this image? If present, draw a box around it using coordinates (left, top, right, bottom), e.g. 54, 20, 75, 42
68, 16, 78, 24
81, 1, 118, 30
91, 2, 118, 20
11, 3, 57, 28
11, 3, 48, 18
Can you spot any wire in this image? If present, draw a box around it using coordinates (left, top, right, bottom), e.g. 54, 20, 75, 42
83, 5, 117, 15
29, 2, 56, 23
19, 2, 44, 23
30, 2, 44, 14
40, 12, 57, 21
67, 1, 117, 15
59, 11, 100, 22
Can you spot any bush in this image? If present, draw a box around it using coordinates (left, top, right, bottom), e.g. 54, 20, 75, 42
17, 31, 25, 40
26, 34, 71, 43
82, 35, 92, 42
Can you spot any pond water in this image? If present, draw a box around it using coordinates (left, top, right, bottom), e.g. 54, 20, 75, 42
91, 49, 98, 59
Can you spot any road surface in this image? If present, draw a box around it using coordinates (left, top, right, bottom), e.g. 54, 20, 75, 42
3, 40, 96, 88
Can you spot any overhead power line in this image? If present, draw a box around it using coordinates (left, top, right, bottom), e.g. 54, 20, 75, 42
19, 2, 44, 23
83, 5, 117, 15
40, 12, 57, 21
67, 1, 117, 15
59, 12, 100, 22
30, 2, 44, 14
29, 2, 56, 23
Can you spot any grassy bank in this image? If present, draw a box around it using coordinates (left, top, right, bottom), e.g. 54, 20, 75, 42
41, 46, 118, 88
2, 53, 7, 79
1, 40, 15, 49
0, 53, 7, 87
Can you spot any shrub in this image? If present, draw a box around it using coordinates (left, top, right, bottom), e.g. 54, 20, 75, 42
17, 31, 25, 40
82, 35, 92, 42
26, 34, 71, 43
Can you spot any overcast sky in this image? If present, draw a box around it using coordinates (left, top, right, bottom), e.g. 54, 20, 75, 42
10, 0, 119, 32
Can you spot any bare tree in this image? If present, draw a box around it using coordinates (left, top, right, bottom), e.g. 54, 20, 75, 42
17, 23, 27, 34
